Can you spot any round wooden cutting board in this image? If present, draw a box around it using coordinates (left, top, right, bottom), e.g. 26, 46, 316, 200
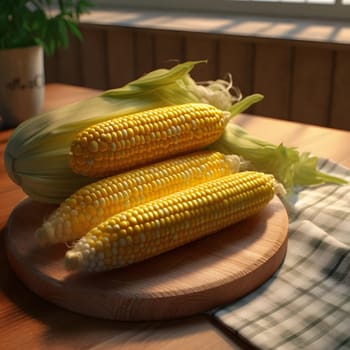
5, 196, 288, 321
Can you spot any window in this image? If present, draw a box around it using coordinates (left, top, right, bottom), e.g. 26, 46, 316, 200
94, 0, 350, 21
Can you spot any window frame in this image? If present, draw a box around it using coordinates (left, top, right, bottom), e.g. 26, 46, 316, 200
94, 0, 350, 22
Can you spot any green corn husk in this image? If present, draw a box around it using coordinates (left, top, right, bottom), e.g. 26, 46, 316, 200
209, 123, 348, 194
5, 60, 257, 203
4, 60, 347, 204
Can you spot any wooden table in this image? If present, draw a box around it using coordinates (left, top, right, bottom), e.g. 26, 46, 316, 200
1, 84, 349, 350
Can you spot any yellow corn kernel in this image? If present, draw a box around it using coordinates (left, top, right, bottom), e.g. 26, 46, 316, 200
65, 171, 277, 272
35, 151, 240, 245
69, 103, 230, 177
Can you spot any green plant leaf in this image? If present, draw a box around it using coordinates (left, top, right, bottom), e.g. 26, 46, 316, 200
65, 20, 82, 40
2, 0, 93, 55
57, 18, 69, 48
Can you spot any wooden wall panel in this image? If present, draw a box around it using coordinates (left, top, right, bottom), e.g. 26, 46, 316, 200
44, 54, 58, 84
134, 30, 154, 78
330, 51, 350, 131
106, 28, 135, 89
252, 43, 292, 119
218, 39, 254, 98
48, 24, 350, 130
80, 28, 108, 90
154, 32, 184, 69
55, 35, 82, 86
290, 47, 333, 126
185, 35, 217, 81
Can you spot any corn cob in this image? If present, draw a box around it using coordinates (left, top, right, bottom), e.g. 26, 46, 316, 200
69, 103, 230, 178
35, 151, 240, 245
65, 171, 277, 272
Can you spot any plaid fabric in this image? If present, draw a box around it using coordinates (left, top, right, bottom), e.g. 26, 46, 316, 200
212, 159, 350, 350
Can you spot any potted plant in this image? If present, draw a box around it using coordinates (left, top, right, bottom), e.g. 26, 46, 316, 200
0, 0, 93, 128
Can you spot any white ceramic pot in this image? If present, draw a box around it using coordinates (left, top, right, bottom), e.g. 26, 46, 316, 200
0, 45, 45, 128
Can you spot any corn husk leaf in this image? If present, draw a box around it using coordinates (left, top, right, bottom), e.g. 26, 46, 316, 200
4, 60, 247, 203
210, 123, 347, 194
5, 59, 347, 204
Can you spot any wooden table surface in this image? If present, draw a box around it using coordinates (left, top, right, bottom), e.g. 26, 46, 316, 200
1, 84, 349, 350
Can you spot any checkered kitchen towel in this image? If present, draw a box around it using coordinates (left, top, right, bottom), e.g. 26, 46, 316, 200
212, 159, 350, 350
